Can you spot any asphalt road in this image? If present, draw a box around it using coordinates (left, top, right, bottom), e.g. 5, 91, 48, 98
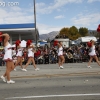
0, 63, 100, 100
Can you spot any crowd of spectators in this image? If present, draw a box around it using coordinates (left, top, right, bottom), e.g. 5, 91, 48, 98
0, 44, 100, 66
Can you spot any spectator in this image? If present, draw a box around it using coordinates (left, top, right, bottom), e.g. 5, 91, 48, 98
67, 47, 73, 54
67, 52, 73, 63
50, 51, 56, 64
44, 51, 49, 64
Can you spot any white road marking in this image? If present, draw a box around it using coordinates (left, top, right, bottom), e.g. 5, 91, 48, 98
5, 93, 100, 99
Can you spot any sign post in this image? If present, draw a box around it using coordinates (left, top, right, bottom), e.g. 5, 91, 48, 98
33, 0, 37, 49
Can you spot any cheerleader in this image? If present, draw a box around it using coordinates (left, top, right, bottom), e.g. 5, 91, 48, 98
22, 40, 39, 71
0, 33, 15, 84
87, 40, 100, 68
54, 41, 65, 69
14, 40, 23, 70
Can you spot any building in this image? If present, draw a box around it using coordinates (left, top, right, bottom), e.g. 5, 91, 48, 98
0, 23, 39, 44
75, 36, 97, 45
50, 38, 70, 47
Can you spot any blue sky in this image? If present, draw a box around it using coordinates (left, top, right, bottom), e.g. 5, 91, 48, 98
0, 0, 100, 34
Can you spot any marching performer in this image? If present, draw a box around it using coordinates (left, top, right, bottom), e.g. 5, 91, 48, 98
14, 40, 23, 70
87, 40, 100, 68
22, 40, 39, 71
54, 41, 65, 69
0, 33, 15, 84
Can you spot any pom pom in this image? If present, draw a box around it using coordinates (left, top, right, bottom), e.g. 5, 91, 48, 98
29, 40, 32, 43
54, 40, 58, 46
0, 32, 3, 42
97, 27, 100, 32
26, 40, 32, 46
15, 40, 21, 46
87, 42, 92, 47
97, 24, 100, 32
0, 32, 2, 35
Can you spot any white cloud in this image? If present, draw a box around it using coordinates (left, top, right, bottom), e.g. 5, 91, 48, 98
10, 6, 22, 11
56, 8, 61, 12
0, 8, 8, 17
36, 2, 48, 14
36, 0, 83, 14
0, 0, 2, 1
0, 6, 34, 24
54, 15, 65, 19
37, 23, 66, 34
87, 0, 100, 3
36, 2, 46, 7
54, 0, 82, 7
71, 12, 100, 27
3, 15, 34, 24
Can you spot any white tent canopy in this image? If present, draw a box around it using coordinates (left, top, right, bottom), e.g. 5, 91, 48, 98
77, 36, 97, 43
71, 41, 76, 45
21, 40, 26, 47
11, 40, 26, 47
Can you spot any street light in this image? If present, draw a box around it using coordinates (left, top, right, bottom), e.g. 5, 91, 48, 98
33, 0, 37, 48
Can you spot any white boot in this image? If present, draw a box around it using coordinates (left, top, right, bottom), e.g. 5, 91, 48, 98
7, 80, 15, 84
1, 75, 6, 82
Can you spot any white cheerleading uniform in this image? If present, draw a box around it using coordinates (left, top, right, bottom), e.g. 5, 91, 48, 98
89, 45, 96, 56
58, 46, 63, 56
3, 43, 12, 61
16, 48, 23, 57
28, 48, 34, 57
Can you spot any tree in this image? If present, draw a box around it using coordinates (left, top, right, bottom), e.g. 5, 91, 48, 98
79, 27, 88, 37
59, 27, 69, 37
68, 26, 80, 40
57, 26, 89, 40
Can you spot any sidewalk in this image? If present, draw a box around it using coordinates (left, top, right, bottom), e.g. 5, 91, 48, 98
0, 63, 100, 78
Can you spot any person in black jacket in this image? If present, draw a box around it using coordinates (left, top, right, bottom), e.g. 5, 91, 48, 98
44, 52, 49, 64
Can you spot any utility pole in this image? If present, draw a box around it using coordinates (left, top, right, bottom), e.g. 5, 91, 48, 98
33, 0, 37, 48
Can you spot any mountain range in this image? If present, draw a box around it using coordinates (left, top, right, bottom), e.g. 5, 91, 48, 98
39, 30, 97, 41
39, 31, 59, 40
